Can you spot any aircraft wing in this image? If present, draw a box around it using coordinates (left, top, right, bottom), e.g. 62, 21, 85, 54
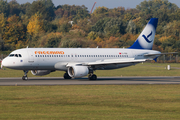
86, 58, 146, 66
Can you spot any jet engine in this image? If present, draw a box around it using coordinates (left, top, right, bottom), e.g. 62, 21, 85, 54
68, 66, 89, 78
31, 70, 51, 76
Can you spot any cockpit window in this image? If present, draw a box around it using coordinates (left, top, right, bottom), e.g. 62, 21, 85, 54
9, 54, 14, 57
9, 54, 22, 57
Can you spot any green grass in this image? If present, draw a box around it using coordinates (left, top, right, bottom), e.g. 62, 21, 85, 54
1, 63, 180, 77
0, 85, 180, 119
1, 63, 180, 119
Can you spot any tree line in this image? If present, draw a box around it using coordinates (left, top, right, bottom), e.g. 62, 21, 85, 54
0, 0, 180, 55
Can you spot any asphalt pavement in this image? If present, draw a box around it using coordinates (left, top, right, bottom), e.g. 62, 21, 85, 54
0, 76, 180, 86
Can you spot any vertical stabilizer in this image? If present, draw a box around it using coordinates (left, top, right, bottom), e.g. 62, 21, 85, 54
129, 18, 158, 50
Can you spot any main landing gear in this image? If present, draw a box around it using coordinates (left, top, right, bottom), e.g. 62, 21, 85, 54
64, 72, 72, 79
22, 70, 28, 80
88, 74, 97, 80
88, 68, 97, 80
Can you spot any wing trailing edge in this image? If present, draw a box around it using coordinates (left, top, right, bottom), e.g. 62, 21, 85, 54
87, 58, 146, 66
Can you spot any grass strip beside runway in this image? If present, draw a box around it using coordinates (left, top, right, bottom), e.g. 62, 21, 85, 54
0, 85, 180, 119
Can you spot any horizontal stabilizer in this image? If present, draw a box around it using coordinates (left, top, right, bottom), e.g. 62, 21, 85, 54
144, 52, 178, 56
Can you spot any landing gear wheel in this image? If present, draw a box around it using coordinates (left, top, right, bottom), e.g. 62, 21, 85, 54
22, 70, 29, 81
92, 74, 97, 80
22, 76, 28, 81
64, 73, 72, 79
88, 74, 97, 80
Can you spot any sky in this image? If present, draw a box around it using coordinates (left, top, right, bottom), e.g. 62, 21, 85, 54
7, 0, 180, 12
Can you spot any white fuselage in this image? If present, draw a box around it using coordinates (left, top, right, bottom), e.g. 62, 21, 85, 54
2, 48, 160, 71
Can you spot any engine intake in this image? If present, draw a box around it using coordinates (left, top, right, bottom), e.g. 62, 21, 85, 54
68, 66, 89, 78
31, 70, 51, 76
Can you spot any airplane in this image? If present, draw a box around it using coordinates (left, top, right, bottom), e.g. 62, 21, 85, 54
0, 18, 171, 80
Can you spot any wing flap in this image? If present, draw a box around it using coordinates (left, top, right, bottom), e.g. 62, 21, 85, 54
87, 58, 146, 66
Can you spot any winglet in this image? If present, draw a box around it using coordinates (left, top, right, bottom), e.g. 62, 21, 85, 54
129, 18, 158, 50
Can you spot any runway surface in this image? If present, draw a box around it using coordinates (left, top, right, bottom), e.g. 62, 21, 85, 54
0, 76, 180, 86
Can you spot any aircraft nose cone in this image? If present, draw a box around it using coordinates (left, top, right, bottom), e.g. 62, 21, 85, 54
1, 59, 4, 69
1, 58, 8, 68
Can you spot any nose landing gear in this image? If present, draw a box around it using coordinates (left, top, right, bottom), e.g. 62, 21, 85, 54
22, 70, 28, 80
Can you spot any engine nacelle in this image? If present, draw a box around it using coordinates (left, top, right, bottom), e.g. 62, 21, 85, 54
31, 70, 51, 76
68, 66, 89, 78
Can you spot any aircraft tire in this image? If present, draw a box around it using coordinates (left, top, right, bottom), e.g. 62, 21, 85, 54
89, 74, 97, 80
22, 76, 28, 81
92, 74, 97, 80
64, 73, 72, 79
